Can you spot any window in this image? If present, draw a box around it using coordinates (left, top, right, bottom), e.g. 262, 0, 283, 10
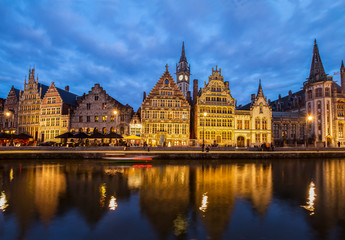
262, 134, 267, 142
262, 119, 267, 130
273, 124, 279, 139
152, 124, 157, 133
95, 116, 99, 122
255, 118, 260, 130
339, 123, 344, 138
102, 103, 107, 109
255, 133, 260, 143
111, 115, 115, 122
307, 90, 313, 99
95, 95, 99, 101
79, 116, 83, 122
244, 120, 249, 129
87, 116, 90, 122
315, 88, 322, 97
160, 111, 165, 119
87, 103, 91, 110
56, 118, 60, 126
325, 88, 330, 97
165, 79, 169, 84
237, 120, 242, 129
102, 116, 107, 122
153, 100, 157, 107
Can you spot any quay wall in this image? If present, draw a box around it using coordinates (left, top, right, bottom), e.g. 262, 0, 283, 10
0, 146, 345, 160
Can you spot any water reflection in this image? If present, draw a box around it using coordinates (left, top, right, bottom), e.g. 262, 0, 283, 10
0, 191, 8, 212
301, 181, 316, 215
0, 159, 344, 240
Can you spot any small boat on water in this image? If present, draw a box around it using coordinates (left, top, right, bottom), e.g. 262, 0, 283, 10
103, 154, 154, 163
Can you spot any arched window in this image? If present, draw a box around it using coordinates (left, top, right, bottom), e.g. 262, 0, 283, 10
94, 128, 98, 133
102, 127, 107, 134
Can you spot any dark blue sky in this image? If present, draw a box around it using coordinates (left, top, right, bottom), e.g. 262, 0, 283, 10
1, 0, 344, 110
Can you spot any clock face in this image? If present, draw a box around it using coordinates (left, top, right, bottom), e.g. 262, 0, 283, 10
185, 75, 188, 80
179, 75, 183, 80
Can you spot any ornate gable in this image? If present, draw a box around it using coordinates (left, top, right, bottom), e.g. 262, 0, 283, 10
143, 65, 189, 106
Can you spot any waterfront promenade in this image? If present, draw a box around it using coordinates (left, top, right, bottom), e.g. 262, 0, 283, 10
1, 146, 345, 160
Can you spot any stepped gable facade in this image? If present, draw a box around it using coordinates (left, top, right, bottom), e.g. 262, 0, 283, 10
194, 66, 272, 147
141, 65, 191, 146
40, 82, 79, 142
18, 68, 49, 140
70, 83, 133, 135
1, 86, 20, 134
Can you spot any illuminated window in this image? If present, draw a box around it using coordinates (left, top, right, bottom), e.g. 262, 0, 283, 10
245, 120, 249, 129
255, 118, 260, 130
237, 120, 242, 129
95, 116, 99, 122
102, 116, 107, 122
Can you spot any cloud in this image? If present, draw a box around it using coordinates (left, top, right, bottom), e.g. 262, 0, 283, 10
0, 0, 344, 110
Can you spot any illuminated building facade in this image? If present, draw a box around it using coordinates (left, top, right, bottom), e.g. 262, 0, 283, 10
141, 66, 191, 146
194, 67, 272, 147
70, 83, 133, 135
129, 112, 142, 136
18, 68, 49, 140
2, 86, 20, 134
39, 83, 78, 142
271, 40, 345, 147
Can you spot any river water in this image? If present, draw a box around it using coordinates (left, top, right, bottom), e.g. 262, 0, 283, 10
0, 158, 344, 240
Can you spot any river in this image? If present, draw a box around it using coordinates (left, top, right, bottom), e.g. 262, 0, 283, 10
0, 158, 344, 240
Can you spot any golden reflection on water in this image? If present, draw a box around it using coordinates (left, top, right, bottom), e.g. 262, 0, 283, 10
99, 184, 107, 208
301, 182, 316, 215
9, 168, 13, 182
0, 191, 8, 212
199, 192, 208, 213
109, 196, 118, 211
3, 160, 345, 239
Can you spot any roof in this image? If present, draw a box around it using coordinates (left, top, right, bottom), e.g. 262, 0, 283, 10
38, 83, 50, 99
56, 87, 79, 106
272, 111, 305, 118
270, 89, 305, 112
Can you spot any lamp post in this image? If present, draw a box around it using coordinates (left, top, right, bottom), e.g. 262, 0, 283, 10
305, 115, 313, 148
112, 109, 118, 145
202, 112, 207, 152
4, 110, 14, 146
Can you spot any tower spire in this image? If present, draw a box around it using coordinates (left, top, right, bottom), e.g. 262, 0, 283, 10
308, 39, 327, 82
257, 79, 264, 97
341, 60, 344, 69
180, 41, 187, 62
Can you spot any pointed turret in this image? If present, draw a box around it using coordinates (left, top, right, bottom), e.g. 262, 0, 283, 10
176, 42, 191, 97
180, 41, 187, 62
341, 60, 345, 94
257, 79, 264, 97
308, 39, 327, 82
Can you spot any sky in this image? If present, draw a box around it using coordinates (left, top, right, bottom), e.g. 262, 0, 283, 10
0, 0, 344, 111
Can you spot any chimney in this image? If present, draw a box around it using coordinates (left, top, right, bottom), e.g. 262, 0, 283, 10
65, 86, 70, 92
193, 79, 198, 105
279, 94, 281, 100
143, 91, 146, 101
251, 94, 255, 103
288, 90, 292, 97
224, 81, 229, 89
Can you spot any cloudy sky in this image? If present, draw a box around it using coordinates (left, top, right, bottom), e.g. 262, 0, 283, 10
0, 0, 344, 110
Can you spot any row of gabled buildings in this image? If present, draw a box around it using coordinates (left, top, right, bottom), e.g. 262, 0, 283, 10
1, 40, 344, 147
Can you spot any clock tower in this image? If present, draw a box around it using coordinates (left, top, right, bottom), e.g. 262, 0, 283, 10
176, 42, 190, 98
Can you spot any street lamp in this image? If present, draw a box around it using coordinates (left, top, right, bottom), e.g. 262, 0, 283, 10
4, 110, 14, 146
305, 115, 313, 148
202, 112, 207, 152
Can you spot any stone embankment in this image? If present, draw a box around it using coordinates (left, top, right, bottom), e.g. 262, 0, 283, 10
0, 146, 345, 160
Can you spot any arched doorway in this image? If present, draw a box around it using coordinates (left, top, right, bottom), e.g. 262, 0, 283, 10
93, 128, 98, 133
79, 128, 83, 132
102, 127, 107, 134
237, 136, 245, 147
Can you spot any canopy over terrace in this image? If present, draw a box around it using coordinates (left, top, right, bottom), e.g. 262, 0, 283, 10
123, 135, 142, 146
